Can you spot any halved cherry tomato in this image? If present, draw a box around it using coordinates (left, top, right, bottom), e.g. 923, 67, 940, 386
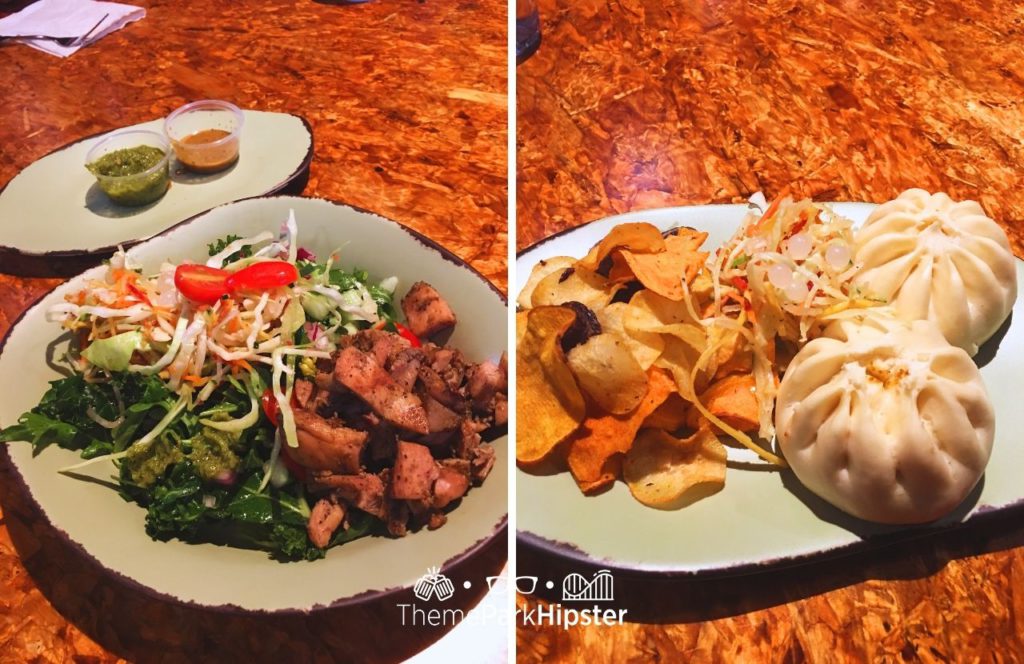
175, 265, 231, 305
394, 322, 422, 348
261, 387, 280, 427
227, 261, 299, 292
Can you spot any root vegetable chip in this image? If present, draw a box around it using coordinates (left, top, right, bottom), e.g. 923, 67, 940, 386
595, 302, 664, 370
517, 256, 575, 310
516, 306, 587, 465
531, 264, 618, 311
627, 289, 701, 327
655, 337, 710, 407
642, 393, 691, 432
618, 230, 710, 301
566, 333, 648, 414
566, 369, 675, 494
578, 223, 665, 271
624, 428, 726, 508
686, 373, 759, 433
708, 324, 753, 379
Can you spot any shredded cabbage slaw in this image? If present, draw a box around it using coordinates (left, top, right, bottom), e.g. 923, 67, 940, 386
47, 212, 396, 482
695, 194, 879, 461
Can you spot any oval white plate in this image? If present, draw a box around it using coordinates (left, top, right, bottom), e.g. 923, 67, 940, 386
517, 203, 1024, 574
0, 110, 312, 259
0, 196, 507, 612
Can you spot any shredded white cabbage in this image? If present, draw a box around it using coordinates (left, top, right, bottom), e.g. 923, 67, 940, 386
206, 231, 274, 269
703, 196, 861, 442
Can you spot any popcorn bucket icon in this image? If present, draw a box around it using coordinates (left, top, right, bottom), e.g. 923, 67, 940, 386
413, 566, 456, 602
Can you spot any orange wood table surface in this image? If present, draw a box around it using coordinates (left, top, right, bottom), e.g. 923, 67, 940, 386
516, 0, 1024, 661
0, 0, 506, 661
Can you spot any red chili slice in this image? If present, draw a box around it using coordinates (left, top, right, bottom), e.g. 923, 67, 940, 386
260, 388, 280, 427
394, 322, 422, 347
227, 261, 299, 293
174, 265, 231, 305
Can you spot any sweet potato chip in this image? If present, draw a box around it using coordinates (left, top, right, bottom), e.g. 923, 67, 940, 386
517, 256, 575, 310
606, 252, 638, 284
624, 428, 726, 508
530, 264, 618, 311
516, 306, 587, 465
686, 373, 759, 433
642, 393, 691, 432
566, 369, 675, 494
577, 223, 665, 271
595, 302, 664, 370
618, 230, 710, 301
567, 333, 648, 414
516, 310, 529, 346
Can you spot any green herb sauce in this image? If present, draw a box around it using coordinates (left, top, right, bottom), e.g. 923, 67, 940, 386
86, 145, 169, 206
188, 424, 244, 482
124, 433, 184, 488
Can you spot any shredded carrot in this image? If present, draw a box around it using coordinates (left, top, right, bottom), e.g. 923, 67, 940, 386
229, 359, 254, 375
747, 186, 791, 237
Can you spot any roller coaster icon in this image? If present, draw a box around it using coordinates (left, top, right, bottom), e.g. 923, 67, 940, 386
561, 570, 614, 602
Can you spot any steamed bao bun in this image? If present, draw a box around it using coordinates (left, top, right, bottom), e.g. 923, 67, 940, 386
852, 189, 1017, 356
775, 312, 994, 524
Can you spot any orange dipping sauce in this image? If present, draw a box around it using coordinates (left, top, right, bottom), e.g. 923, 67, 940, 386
172, 128, 239, 173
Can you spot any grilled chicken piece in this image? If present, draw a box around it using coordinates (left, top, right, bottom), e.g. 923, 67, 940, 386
290, 409, 368, 473
401, 282, 457, 339
434, 460, 471, 509
389, 348, 423, 392
470, 443, 496, 483
310, 472, 387, 520
357, 328, 411, 367
467, 360, 504, 409
493, 393, 508, 426
417, 364, 465, 411
334, 346, 430, 434
391, 441, 439, 500
423, 395, 462, 433
308, 497, 346, 548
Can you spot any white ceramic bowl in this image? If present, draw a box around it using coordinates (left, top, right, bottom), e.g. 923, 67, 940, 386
0, 196, 508, 612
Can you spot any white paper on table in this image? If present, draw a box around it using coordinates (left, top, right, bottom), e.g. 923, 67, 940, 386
0, 0, 145, 57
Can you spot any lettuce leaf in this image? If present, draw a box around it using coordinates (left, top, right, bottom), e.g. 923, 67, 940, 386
82, 331, 143, 372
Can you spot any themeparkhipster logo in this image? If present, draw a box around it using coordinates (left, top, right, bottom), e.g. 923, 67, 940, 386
516, 569, 629, 629
397, 567, 628, 629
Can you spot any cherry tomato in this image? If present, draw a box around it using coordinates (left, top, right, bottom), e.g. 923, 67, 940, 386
174, 265, 231, 305
260, 388, 280, 427
227, 261, 299, 293
394, 322, 422, 348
